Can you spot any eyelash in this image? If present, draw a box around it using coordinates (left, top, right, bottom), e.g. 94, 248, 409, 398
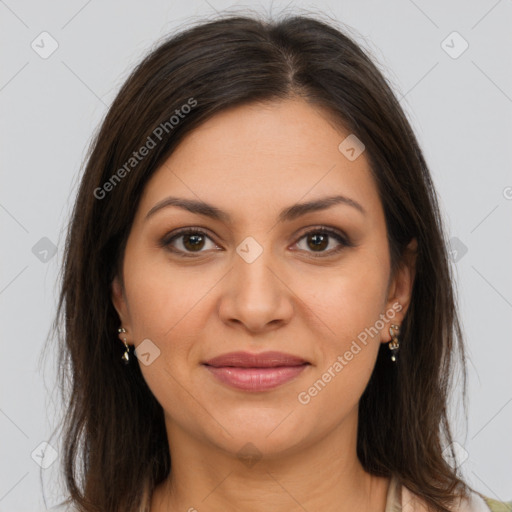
159, 226, 353, 259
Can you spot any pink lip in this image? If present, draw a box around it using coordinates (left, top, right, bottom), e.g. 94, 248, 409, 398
202, 351, 310, 392
204, 365, 309, 391
203, 350, 308, 368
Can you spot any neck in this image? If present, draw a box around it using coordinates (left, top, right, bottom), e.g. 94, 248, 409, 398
150, 409, 390, 512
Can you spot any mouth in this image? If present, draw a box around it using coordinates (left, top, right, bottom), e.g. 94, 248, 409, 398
201, 351, 311, 391
203, 363, 310, 392
202, 350, 309, 368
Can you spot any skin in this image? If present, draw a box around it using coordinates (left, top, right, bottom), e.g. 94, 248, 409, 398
111, 97, 417, 512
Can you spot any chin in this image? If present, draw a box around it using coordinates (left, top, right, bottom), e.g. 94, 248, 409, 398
207, 415, 311, 459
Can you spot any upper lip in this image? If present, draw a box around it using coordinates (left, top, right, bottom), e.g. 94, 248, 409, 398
203, 351, 309, 368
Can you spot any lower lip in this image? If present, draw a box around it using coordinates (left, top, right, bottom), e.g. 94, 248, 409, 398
203, 364, 309, 391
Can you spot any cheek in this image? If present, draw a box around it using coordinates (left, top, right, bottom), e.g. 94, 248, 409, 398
294, 277, 385, 424
123, 252, 212, 341
302, 255, 389, 342
122, 249, 228, 398
122, 254, 211, 413
295, 251, 389, 388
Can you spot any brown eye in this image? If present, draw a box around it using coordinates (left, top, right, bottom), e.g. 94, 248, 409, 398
306, 232, 329, 251
160, 226, 352, 259
161, 228, 218, 257
182, 233, 206, 251
295, 227, 351, 257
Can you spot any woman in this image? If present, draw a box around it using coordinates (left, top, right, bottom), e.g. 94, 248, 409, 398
49, 11, 511, 512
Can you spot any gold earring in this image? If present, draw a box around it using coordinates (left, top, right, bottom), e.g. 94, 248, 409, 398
118, 327, 130, 364
388, 324, 400, 362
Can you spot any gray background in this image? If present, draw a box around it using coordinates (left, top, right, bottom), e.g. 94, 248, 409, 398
1, 0, 511, 510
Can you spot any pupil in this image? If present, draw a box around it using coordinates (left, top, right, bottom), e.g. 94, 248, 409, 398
309, 233, 327, 251
184, 234, 204, 251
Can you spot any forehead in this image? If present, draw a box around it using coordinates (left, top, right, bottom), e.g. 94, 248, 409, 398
137, 98, 382, 223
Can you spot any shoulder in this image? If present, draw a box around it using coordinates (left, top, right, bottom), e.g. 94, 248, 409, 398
479, 495, 512, 512
395, 476, 511, 512
457, 487, 512, 512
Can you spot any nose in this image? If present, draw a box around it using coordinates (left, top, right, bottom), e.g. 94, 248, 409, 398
217, 244, 294, 334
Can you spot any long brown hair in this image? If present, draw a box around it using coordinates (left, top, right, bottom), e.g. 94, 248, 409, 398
49, 10, 473, 512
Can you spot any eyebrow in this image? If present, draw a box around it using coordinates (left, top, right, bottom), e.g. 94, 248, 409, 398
145, 194, 366, 223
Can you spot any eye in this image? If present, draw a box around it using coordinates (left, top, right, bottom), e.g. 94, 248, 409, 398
160, 226, 352, 258
294, 226, 351, 257
160, 228, 219, 257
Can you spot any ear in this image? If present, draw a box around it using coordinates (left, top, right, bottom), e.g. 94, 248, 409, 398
380, 238, 418, 342
111, 275, 132, 337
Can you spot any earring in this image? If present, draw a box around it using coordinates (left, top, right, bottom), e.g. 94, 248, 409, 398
118, 327, 130, 365
388, 324, 400, 362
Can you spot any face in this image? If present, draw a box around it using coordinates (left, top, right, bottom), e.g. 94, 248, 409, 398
111, 98, 416, 459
